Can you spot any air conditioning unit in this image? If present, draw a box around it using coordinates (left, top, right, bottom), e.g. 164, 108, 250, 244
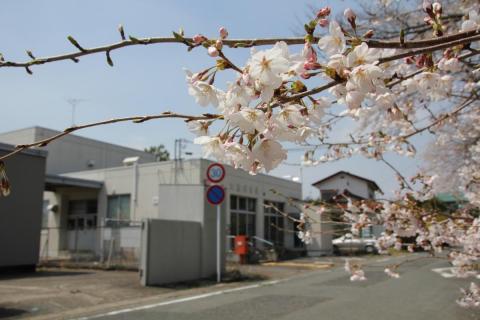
122, 156, 140, 166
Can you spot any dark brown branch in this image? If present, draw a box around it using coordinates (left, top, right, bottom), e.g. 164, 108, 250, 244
0, 112, 221, 161
2, 29, 480, 70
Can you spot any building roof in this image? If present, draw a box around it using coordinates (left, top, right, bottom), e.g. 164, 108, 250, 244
0, 142, 47, 158
0, 126, 154, 156
45, 174, 103, 190
312, 170, 382, 193
435, 193, 468, 203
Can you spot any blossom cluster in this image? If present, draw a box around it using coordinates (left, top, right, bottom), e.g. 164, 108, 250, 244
183, 2, 480, 307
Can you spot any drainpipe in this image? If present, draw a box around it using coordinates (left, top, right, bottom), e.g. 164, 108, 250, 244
123, 157, 140, 221
132, 160, 138, 220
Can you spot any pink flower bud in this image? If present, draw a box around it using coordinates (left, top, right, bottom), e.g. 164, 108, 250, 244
416, 54, 426, 68
241, 73, 252, 85
318, 18, 329, 27
423, 16, 433, 25
443, 48, 453, 58
208, 46, 219, 57
219, 27, 229, 39
405, 56, 415, 64
193, 34, 207, 44
432, 2, 442, 14
304, 61, 320, 70
423, 0, 433, 14
300, 72, 312, 79
303, 42, 317, 63
316, 6, 331, 18
344, 8, 356, 22
363, 30, 374, 38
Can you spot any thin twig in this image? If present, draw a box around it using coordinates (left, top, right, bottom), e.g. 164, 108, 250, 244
0, 111, 221, 161
2, 29, 480, 70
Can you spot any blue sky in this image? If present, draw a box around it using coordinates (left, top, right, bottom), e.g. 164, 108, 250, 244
0, 0, 423, 198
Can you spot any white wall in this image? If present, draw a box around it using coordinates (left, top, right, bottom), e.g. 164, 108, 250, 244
64, 159, 303, 254
315, 174, 373, 200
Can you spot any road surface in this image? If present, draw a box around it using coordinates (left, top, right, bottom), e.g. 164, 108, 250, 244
77, 254, 479, 320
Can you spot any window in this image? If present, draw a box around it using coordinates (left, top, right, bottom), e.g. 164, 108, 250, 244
107, 194, 131, 227
69, 199, 97, 215
321, 190, 337, 202
361, 226, 373, 238
67, 199, 98, 230
264, 201, 285, 246
229, 195, 256, 238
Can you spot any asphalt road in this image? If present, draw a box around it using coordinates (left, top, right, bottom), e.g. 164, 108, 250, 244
80, 254, 479, 320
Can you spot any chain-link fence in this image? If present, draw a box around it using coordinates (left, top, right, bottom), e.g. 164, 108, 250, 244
39, 220, 142, 269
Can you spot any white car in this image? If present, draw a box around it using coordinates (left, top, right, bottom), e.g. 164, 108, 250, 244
332, 234, 377, 254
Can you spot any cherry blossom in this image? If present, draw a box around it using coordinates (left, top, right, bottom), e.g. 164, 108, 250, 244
187, 120, 211, 136
346, 43, 379, 68
318, 21, 346, 57
251, 139, 287, 173
384, 268, 401, 279
345, 260, 367, 281
193, 136, 225, 160
228, 109, 266, 134
457, 282, 480, 308
461, 10, 480, 31
187, 79, 223, 107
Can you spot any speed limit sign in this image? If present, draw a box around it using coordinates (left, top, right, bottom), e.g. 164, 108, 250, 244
206, 163, 225, 183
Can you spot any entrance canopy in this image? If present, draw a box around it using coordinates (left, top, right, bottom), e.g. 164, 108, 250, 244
45, 174, 103, 191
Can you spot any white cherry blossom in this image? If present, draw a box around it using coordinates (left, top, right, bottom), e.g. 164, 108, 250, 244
248, 42, 290, 89
318, 21, 346, 57
228, 108, 266, 134
194, 136, 225, 160
224, 141, 254, 171
251, 139, 287, 172
187, 120, 210, 136
187, 80, 223, 107
461, 10, 480, 31
438, 57, 462, 72
346, 43, 380, 68
348, 64, 385, 94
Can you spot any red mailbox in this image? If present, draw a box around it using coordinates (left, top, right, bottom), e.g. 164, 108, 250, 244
234, 235, 248, 256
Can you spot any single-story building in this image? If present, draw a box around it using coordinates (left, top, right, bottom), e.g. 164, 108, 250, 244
307, 170, 384, 256
0, 143, 46, 271
40, 158, 303, 265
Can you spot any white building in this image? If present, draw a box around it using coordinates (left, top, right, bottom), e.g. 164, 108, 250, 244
40, 159, 303, 261
312, 170, 381, 201
0, 126, 155, 174
307, 171, 384, 256
0, 127, 304, 266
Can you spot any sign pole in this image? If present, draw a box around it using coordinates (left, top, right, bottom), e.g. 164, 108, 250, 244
216, 204, 221, 283
205, 162, 226, 284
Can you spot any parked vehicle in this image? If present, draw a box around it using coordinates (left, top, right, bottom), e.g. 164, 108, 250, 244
332, 234, 377, 255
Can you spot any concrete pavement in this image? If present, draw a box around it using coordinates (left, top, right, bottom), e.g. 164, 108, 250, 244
77, 254, 479, 320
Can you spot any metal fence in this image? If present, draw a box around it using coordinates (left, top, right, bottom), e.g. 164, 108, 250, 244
39, 221, 142, 269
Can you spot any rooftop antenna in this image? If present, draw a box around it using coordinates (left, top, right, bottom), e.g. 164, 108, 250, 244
66, 98, 86, 126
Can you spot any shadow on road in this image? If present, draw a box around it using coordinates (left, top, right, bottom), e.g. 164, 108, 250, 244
0, 307, 27, 319
0, 270, 92, 281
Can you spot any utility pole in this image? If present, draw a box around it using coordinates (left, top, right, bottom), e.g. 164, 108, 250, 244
66, 98, 86, 126
174, 138, 193, 161
174, 138, 193, 184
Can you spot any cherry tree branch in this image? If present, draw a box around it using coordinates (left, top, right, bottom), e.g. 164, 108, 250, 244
379, 155, 414, 191
3, 29, 480, 72
0, 111, 221, 161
